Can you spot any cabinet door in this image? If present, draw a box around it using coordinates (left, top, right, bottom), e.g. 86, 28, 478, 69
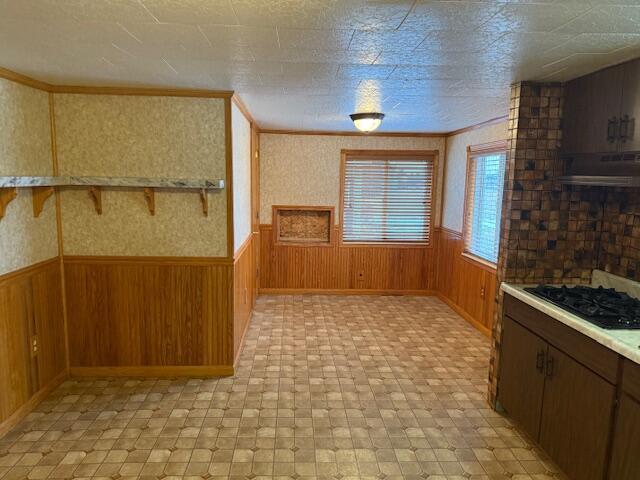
563, 65, 624, 154
620, 59, 640, 151
609, 394, 640, 480
498, 317, 547, 440
539, 346, 616, 480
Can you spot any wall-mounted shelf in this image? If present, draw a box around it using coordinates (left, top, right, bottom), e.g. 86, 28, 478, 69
0, 176, 225, 189
0, 176, 224, 219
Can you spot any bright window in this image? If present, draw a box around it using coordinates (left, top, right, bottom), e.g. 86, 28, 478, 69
463, 144, 507, 264
341, 151, 435, 244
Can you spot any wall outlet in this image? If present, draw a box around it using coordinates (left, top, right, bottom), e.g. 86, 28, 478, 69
31, 335, 38, 356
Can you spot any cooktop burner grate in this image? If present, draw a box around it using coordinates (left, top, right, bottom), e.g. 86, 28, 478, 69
524, 285, 640, 330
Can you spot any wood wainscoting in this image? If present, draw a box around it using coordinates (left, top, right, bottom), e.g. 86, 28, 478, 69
436, 228, 496, 336
234, 233, 257, 363
259, 225, 436, 294
0, 258, 67, 436
64, 256, 234, 375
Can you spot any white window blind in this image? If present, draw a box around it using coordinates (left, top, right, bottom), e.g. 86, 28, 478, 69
463, 149, 507, 264
342, 155, 434, 244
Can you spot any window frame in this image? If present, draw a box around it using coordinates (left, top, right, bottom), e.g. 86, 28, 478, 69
339, 149, 438, 248
462, 140, 508, 268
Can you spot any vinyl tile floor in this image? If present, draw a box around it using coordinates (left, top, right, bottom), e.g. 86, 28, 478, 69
0, 295, 567, 480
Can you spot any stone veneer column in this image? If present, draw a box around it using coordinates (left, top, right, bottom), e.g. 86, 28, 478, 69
488, 82, 603, 406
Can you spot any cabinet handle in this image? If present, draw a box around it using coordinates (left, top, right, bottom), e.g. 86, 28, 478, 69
536, 350, 545, 373
620, 115, 629, 142
607, 117, 618, 143
620, 115, 635, 142
546, 356, 555, 378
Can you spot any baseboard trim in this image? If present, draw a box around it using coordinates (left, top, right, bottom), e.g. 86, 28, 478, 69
436, 293, 491, 337
259, 288, 436, 296
69, 365, 234, 377
0, 370, 68, 439
234, 310, 252, 368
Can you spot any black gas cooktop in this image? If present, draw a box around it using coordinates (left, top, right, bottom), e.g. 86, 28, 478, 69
524, 284, 640, 330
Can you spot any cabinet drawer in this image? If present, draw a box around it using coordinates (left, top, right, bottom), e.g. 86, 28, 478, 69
504, 294, 619, 383
622, 359, 640, 401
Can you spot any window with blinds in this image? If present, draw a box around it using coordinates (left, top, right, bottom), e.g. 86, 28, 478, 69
463, 146, 507, 264
341, 153, 434, 244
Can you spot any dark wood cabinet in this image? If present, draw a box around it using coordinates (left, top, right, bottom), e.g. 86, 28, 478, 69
539, 346, 616, 480
563, 58, 640, 154
620, 60, 640, 152
499, 294, 630, 480
609, 394, 640, 479
563, 64, 624, 154
498, 316, 546, 439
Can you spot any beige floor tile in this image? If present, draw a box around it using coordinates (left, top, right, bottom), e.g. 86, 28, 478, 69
0, 295, 567, 480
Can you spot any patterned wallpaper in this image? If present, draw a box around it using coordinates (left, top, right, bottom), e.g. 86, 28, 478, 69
232, 102, 252, 254
0, 78, 58, 275
53, 93, 228, 258
442, 121, 508, 233
260, 133, 446, 225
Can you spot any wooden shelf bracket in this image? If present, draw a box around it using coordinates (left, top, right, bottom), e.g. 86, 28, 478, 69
88, 186, 102, 214
200, 189, 208, 217
0, 187, 17, 220
143, 188, 155, 215
32, 186, 54, 217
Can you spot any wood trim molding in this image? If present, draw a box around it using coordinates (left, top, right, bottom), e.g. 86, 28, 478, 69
461, 251, 498, 272
234, 232, 256, 262
0, 370, 67, 439
0, 66, 52, 91
224, 97, 235, 260
0, 66, 234, 98
231, 94, 256, 125
436, 293, 491, 337
0, 257, 59, 285
62, 255, 233, 266
234, 316, 251, 367
49, 85, 234, 98
259, 288, 437, 296
70, 366, 234, 377
259, 129, 446, 138
446, 116, 509, 137
48, 92, 71, 374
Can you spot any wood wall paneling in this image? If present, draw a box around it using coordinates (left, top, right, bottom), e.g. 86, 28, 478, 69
259, 225, 436, 293
258, 226, 496, 335
234, 234, 257, 363
436, 228, 495, 335
0, 259, 66, 432
64, 258, 234, 369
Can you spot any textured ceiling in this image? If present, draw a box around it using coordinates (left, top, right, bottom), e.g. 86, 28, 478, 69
1, 1, 640, 132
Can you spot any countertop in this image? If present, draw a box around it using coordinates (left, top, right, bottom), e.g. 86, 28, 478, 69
501, 282, 640, 365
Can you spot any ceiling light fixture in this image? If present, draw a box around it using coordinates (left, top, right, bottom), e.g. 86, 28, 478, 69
350, 112, 385, 133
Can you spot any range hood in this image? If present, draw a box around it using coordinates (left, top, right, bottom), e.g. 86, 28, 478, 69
558, 152, 640, 187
